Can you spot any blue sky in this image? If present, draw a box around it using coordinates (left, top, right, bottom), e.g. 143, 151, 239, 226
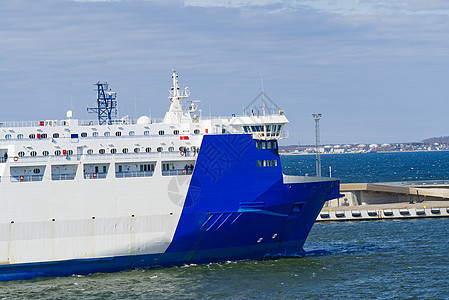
1, 0, 449, 145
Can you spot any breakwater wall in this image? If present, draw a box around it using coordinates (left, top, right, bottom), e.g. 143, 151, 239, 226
318, 181, 449, 222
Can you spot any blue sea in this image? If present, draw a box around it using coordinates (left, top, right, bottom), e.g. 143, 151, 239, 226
1, 151, 449, 299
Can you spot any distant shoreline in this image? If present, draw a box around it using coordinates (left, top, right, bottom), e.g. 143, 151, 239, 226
280, 149, 449, 156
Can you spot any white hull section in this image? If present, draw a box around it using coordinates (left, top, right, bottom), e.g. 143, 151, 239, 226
0, 171, 191, 265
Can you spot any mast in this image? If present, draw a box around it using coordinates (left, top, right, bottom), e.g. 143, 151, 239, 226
87, 82, 117, 125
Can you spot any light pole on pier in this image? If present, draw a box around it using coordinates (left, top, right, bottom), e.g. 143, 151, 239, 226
313, 113, 322, 177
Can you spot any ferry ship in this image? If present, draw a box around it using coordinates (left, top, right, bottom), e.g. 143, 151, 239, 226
0, 72, 341, 281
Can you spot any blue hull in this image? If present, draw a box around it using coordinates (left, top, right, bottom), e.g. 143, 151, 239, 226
0, 134, 340, 281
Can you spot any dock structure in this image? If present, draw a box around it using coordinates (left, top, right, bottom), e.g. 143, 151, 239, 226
317, 180, 449, 222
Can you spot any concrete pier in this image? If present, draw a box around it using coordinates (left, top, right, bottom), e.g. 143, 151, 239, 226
317, 180, 449, 222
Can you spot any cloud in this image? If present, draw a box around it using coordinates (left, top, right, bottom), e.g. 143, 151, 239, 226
184, 0, 449, 15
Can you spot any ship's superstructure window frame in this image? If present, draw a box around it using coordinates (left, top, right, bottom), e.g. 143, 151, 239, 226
257, 160, 278, 168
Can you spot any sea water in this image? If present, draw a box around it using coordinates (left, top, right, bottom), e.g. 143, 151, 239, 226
1, 152, 448, 299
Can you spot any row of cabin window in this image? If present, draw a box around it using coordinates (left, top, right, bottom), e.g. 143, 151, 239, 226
243, 125, 283, 133
256, 160, 278, 167
256, 141, 277, 150
16, 146, 196, 157
3, 129, 206, 140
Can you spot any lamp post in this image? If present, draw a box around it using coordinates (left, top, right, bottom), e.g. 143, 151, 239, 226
312, 113, 322, 177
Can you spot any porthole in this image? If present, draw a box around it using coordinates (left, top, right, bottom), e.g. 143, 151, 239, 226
157, 147, 163, 152
99, 149, 105, 154
87, 149, 93, 155
158, 130, 164, 135
17, 134, 23, 139
104, 132, 110, 137
18, 151, 25, 157
53, 133, 59, 138
129, 131, 135, 136
42, 151, 49, 156
110, 148, 117, 154
30, 151, 37, 157
122, 148, 128, 153
29, 134, 36, 139
168, 147, 174, 152
115, 131, 122, 136
5, 134, 11, 140
55, 150, 61, 156
173, 130, 179, 135
144, 131, 150, 136
92, 132, 99, 137
145, 147, 151, 152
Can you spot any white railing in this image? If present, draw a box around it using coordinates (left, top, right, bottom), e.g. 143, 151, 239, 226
115, 171, 154, 178
10, 151, 197, 165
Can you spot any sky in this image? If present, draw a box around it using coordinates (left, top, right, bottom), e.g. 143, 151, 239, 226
1, 0, 449, 145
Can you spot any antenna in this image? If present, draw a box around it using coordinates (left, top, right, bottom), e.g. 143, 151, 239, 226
259, 70, 266, 115
313, 113, 322, 177
87, 82, 118, 125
